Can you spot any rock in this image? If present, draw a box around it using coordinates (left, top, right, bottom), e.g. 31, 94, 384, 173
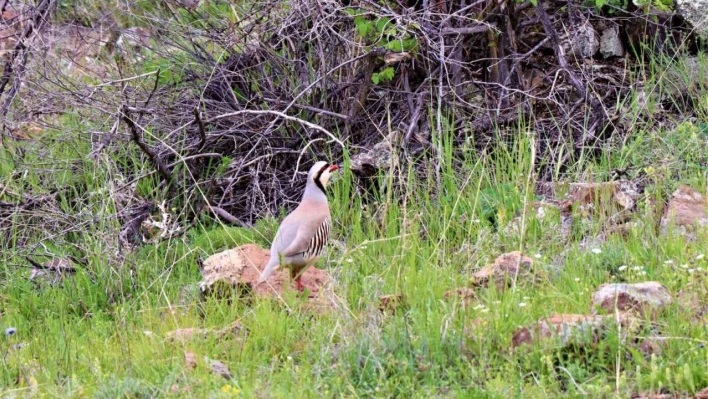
600, 26, 624, 58
184, 351, 198, 369
591, 282, 672, 314
198, 244, 331, 298
676, 0, 708, 38
511, 313, 638, 348
696, 387, 708, 399
472, 251, 534, 289
572, 22, 600, 58
205, 357, 232, 380
350, 140, 392, 178
660, 185, 708, 234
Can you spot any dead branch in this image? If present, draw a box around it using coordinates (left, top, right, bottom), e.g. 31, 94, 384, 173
120, 105, 174, 183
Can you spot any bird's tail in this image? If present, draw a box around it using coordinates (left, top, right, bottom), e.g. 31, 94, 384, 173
257, 257, 279, 284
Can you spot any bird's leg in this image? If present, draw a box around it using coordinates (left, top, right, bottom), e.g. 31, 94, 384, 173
289, 267, 305, 292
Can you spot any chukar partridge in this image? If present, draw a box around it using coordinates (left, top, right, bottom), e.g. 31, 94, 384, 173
257, 161, 339, 291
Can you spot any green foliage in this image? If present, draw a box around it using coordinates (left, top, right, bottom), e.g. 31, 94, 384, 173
347, 9, 419, 52
371, 66, 395, 84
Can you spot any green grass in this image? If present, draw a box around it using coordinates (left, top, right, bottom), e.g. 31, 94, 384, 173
2, 14, 708, 397
2, 119, 708, 398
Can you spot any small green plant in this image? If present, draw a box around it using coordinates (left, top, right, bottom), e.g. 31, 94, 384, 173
371, 66, 395, 84
351, 14, 419, 53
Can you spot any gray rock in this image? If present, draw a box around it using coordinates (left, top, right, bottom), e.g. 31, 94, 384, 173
600, 26, 624, 58
677, 0, 708, 37
572, 22, 600, 58
350, 140, 392, 178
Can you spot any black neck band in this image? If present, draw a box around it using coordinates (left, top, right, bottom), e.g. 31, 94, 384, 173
314, 164, 329, 194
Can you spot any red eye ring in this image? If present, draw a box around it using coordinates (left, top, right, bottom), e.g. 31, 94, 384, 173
328, 164, 340, 172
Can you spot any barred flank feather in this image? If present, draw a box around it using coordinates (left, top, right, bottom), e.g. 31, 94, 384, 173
304, 217, 331, 260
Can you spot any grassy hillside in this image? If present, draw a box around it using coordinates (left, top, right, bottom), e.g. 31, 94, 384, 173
2, 122, 708, 397
1, 0, 708, 398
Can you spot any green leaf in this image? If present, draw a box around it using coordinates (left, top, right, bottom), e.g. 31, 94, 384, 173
402, 38, 419, 51
595, 0, 605, 7
371, 73, 380, 84
354, 16, 371, 38
375, 17, 391, 33
384, 40, 403, 52
379, 67, 395, 81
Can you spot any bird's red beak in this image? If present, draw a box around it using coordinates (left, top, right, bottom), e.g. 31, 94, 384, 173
329, 164, 340, 172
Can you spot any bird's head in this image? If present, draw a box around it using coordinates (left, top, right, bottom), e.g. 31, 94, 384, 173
308, 160, 340, 192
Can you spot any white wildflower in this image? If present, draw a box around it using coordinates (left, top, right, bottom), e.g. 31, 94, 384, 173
591, 248, 602, 254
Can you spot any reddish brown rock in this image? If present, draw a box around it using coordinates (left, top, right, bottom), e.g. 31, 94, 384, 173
184, 351, 198, 369
591, 282, 672, 314
199, 244, 331, 298
661, 185, 708, 232
472, 251, 534, 289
